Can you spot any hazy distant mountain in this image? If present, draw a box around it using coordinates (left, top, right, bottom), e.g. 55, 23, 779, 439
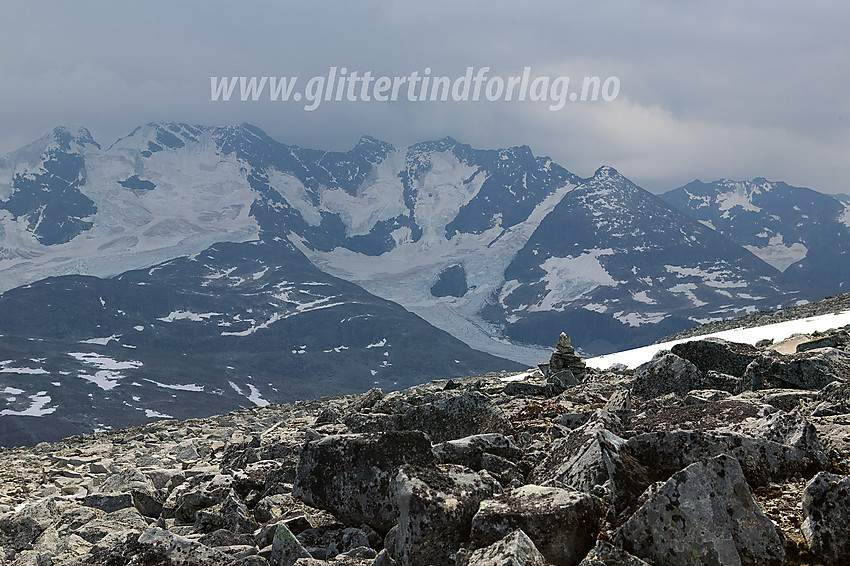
661, 178, 850, 296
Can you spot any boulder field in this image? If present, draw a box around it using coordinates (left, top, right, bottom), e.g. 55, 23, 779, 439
2, 328, 850, 565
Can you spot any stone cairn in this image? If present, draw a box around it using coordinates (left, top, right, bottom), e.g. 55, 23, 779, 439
539, 332, 587, 391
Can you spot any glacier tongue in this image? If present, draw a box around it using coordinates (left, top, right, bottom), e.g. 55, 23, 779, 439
291, 148, 577, 364
0, 126, 261, 293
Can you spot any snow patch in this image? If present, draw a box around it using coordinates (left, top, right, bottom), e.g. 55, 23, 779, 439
79, 334, 122, 345
229, 381, 269, 407
744, 240, 808, 272
144, 379, 204, 392
529, 249, 619, 312
716, 184, 762, 215
157, 310, 222, 323
613, 311, 669, 327
631, 291, 655, 305
144, 409, 174, 419
0, 360, 49, 375
840, 202, 850, 228
1, 391, 56, 417
69, 352, 143, 391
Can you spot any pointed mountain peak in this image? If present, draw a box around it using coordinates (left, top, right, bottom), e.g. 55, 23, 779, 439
51, 126, 100, 151
356, 135, 391, 148
354, 135, 394, 162
593, 165, 622, 179
109, 122, 204, 152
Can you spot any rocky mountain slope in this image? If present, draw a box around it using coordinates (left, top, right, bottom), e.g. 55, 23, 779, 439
2, 324, 849, 565
0, 239, 521, 447
1, 124, 826, 363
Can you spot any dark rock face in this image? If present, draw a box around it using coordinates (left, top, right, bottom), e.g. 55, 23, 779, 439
671, 337, 760, 377
0, 128, 98, 245
1, 327, 849, 565
430, 264, 468, 298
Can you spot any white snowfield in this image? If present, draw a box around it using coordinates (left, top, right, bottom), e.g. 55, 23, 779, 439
587, 309, 850, 370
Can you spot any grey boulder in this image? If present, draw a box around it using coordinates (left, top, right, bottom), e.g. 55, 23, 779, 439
393, 464, 501, 566
802, 471, 850, 566
292, 431, 435, 533
470, 484, 603, 566
619, 454, 785, 566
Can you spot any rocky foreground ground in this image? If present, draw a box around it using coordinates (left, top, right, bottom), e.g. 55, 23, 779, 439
2, 329, 850, 566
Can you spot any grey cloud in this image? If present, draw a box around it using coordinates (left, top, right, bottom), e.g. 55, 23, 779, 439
1, 0, 848, 193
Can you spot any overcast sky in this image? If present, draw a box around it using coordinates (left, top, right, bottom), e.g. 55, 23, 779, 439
2, 1, 848, 194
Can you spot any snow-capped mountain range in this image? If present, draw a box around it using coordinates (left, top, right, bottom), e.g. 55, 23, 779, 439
4, 123, 838, 360
2, 122, 849, 444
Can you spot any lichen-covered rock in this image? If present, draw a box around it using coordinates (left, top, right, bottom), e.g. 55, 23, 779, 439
576, 540, 650, 565
632, 352, 703, 399
796, 330, 850, 353
400, 391, 513, 443
292, 431, 435, 533
91, 527, 240, 565
432, 433, 524, 486
671, 338, 760, 378
0, 498, 57, 552
271, 523, 313, 566
174, 474, 235, 524
296, 524, 373, 560
460, 529, 547, 566
619, 454, 785, 566
470, 485, 603, 566
802, 472, 850, 565
254, 494, 296, 525
627, 400, 825, 486
84, 467, 164, 517
432, 433, 522, 468
529, 412, 649, 514
814, 380, 850, 416
343, 413, 403, 434
75, 506, 148, 544
627, 429, 822, 488
194, 493, 257, 534
718, 408, 825, 458
393, 464, 502, 566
